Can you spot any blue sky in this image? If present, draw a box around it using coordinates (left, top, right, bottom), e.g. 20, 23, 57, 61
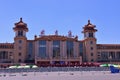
0, 0, 120, 44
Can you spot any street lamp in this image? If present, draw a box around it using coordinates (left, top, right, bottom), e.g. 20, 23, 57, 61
9, 55, 13, 63
109, 55, 112, 64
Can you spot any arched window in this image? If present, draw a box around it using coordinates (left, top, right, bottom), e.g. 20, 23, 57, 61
89, 32, 93, 37
18, 31, 23, 36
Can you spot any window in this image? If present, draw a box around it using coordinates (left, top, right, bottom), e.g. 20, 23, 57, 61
89, 33, 93, 37
18, 53, 21, 56
18, 59, 22, 62
39, 40, 46, 59
91, 53, 93, 56
91, 47, 93, 50
91, 59, 94, 62
79, 42, 83, 56
18, 40, 22, 44
0, 51, 8, 59
90, 41, 93, 44
53, 40, 60, 58
101, 51, 109, 59
28, 42, 33, 59
18, 31, 23, 36
67, 41, 74, 58
116, 52, 120, 59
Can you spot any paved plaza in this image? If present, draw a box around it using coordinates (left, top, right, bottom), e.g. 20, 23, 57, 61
0, 71, 120, 80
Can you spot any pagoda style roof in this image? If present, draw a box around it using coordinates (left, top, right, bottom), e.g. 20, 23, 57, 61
82, 20, 97, 33
0, 43, 14, 49
13, 18, 28, 31
97, 44, 120, 49
34, 35, 78, 41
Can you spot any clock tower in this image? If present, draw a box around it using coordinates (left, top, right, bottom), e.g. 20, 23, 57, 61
13, 18, 28, 63
82, 20, 97, 62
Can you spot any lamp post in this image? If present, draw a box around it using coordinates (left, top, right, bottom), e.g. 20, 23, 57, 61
10, 55, 13, 63
109, 55, 112, 64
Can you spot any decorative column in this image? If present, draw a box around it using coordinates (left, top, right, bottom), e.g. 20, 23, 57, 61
46, 41, 49, 59
35, 41, 39, 64
60, 41, 63, 60
48, 41, 53, 64
49, 41, 53, 61
62, 41, 66, 59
